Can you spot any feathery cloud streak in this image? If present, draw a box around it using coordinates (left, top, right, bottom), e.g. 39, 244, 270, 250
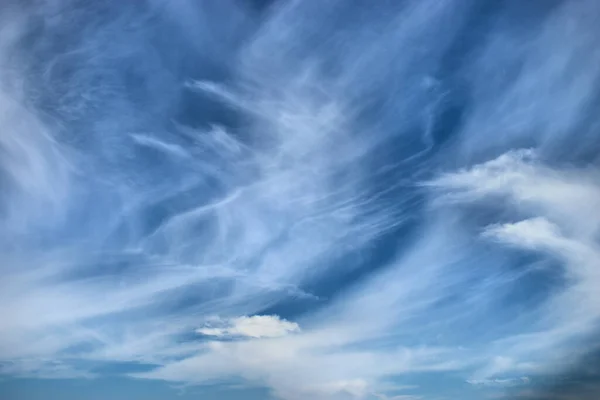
1, 0, 599, 399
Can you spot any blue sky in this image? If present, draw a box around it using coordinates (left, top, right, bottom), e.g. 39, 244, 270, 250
1, 0, 600, 399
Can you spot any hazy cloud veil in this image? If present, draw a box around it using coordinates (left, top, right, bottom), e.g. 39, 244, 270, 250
1, 0, 600, 399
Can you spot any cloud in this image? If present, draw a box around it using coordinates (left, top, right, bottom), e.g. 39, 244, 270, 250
482, 218, 564, 251
428, 149, 600, 239
467, 377, 531, 387
1, 0, 600, 399
430, 150, 600, 380
374, 396, 422, 400
196, 315, 300, 339
134, 318, 462, 399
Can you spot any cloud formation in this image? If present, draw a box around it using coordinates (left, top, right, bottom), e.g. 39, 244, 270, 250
1, 0, 599, 399
196, 315, 300, 339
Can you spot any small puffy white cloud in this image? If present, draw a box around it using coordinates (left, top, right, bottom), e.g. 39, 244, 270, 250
482, 218, 564, 251
482, 218, 599, 277
196, 315, 300, 339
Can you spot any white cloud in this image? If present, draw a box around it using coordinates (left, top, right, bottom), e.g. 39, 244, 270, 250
430, 150, 600, 380
467, 377, 531, 387
306, 379, 369, 398
2, 0, 600, 399
428, 150, 600, 239
196, 315, 300, 339
483, 218, 563, 251
133, 334, 459, 400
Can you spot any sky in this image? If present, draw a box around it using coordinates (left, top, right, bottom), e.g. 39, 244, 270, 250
1, 0, 600, 399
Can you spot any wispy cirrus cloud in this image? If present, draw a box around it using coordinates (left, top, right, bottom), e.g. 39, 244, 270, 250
1, 0, 600, 399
